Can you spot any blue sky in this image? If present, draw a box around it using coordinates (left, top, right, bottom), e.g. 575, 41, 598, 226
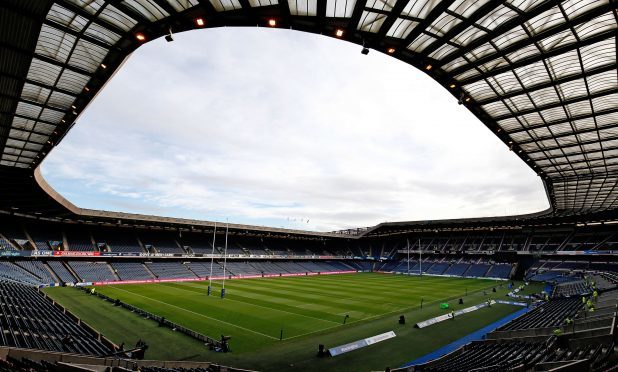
41, 27, 549, 231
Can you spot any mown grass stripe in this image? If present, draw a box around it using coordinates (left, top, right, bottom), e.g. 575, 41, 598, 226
162, 282, 341, 325
108, 285, 280, 340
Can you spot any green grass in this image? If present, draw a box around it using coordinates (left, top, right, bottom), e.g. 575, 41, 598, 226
44, 273, 540, 371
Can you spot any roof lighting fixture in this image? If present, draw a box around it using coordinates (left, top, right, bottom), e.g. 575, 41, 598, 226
425, 64, 432, 70
465, 97, 471, 102
387, 48, 395, 54
165, 27, 174, 42
100, 63, 107, 69
195, 18, 205, 27
449, 84, 456, 88
268, 18, 277, 27
71, 105, 76, 109
84, 86, 90, 92
335, 29, 344, 37
135, 33, 146, 42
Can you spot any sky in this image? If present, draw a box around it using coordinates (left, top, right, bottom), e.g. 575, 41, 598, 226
40, 27, 549, 232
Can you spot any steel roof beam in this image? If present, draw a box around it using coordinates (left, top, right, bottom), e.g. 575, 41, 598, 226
401, 0, 457, 50
439, 0, 562, 67
374, 0, 412, 40
0, 41, 95, 78
507, 107, 618, 135
419, 1, 504, 58
54, 0, 127, 35
43, 19, 113, 50
457, 23, 615, 86
477, 63, 616, 106
493, 87, 618, 122
527, 134, 618, 155
105, 0, 153, 25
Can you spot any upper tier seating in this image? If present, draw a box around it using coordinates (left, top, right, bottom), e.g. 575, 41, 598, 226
94, 229, 143, 253
0, 237, 16, 251
65, 228, 94, 251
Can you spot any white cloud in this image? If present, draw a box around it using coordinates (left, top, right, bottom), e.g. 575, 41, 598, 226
41, 28, 549, 231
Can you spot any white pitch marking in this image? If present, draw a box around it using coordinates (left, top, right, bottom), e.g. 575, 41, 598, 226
108, 285, 279, 340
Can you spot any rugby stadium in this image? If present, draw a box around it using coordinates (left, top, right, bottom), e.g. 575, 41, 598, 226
0, 0, 617, 371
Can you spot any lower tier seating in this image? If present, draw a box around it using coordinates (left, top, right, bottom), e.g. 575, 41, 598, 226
0, 281, 112, 356
498, 298, 582, 331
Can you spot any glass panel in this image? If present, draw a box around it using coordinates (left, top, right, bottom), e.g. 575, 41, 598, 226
122, 0, 169, 21
402, 0, 440, 19
358, 11, 387, 33
167, 0, 200, 12
326, 0, 354, 17
387, 19, 419, 39
99, 5, 137, 32
408, 33, 436, 52
366, 0, 396, 11
84, 23, 122, 45
68, 39, 108, 73
287, 0, 317, 16
35, 25, 76, 64
47, 4, 88, 32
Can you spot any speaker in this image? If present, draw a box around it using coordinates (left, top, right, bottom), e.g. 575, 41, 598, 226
317, 344, 327, 357
399, 315, 406, 324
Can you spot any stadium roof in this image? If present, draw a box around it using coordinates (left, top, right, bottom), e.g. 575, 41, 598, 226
0, 0, 616, 232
